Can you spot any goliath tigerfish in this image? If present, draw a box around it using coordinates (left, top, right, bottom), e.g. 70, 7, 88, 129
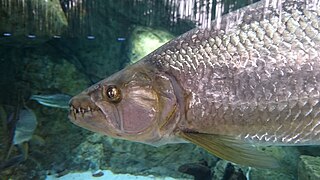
69, 0, 320, 168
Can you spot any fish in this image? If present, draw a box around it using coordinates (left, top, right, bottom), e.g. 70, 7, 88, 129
30, 94, 71, 109
13, 108, 37, 145
69, 0, 320, 168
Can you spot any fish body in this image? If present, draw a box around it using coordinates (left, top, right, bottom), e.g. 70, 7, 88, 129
13, 108, 37, 145
69, 0, 320, 168
31, 94, 71, 109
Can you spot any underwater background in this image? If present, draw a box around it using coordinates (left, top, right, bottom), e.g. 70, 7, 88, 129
0, 0, 320, 179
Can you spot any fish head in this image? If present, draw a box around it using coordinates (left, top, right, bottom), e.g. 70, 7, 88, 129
69, 62, 180, 145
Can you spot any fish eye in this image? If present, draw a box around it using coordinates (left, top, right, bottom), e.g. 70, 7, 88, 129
105, 85, 121, 103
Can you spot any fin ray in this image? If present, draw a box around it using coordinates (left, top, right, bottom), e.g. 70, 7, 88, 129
179, 131, 280, 168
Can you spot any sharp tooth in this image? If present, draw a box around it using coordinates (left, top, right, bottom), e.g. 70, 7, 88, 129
78, 108, 81, 113
88, 107, 91, 111
73, 110, 77, 120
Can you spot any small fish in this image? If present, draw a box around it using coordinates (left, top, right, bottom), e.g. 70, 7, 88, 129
69, 0, 320, 168
13, 108, 37, 145
30, 94, 71, 109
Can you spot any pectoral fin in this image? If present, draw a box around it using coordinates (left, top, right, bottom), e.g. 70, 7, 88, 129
178, 131, 280, 168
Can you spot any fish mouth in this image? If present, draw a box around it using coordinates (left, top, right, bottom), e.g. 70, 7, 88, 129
68, 93, 118, 136
68, 94, 102, 123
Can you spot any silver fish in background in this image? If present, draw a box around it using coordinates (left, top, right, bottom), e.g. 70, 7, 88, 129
13, 108, 37, 145
69, 0, 320, 168
31, 94, 71, 109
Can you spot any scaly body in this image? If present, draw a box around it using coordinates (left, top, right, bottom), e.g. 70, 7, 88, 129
148, 0, 320, 145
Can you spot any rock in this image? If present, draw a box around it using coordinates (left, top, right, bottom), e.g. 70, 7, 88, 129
249, 146, 299, 180
213, 160, 249, 180
250, 168, 295, 180
298, 155, 320, 180
72, 136, 104, 172
52, 19, 130, 81
298, 146, 320, 157
178, 161, 212, 180
128, 26, 175, 64
213, 160, 230, 179
21, 52, 89, 96
260, 146, 300, 171
70, 133, 218, 179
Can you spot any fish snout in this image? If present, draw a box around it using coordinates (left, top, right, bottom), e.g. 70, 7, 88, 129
68, 94, 114, 135
68, 94, 99, 121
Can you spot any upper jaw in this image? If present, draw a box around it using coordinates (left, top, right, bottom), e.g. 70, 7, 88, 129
68, 93, 120, 137
68, 93, 101, 123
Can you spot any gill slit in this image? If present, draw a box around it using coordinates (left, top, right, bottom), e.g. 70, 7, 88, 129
163, 72, 187, 132
115, 105, 124, 131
